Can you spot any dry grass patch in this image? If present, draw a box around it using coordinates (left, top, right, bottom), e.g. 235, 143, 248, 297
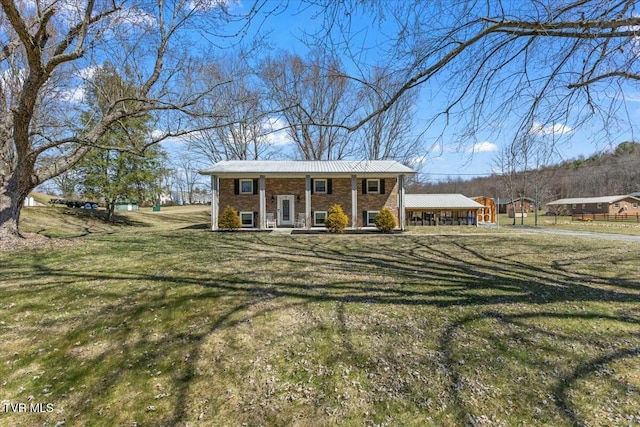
0, 217, 639, 425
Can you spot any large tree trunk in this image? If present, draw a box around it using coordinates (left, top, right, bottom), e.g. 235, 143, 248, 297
0, 173, 32, 240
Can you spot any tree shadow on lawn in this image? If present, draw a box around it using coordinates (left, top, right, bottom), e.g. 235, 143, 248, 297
1, 233, 639, 425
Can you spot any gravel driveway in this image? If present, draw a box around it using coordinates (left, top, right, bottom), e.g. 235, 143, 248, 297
519, 227, 640, 242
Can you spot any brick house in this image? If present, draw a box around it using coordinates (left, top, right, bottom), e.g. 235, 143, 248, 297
546, 195, 640, 215
496, 197, 536, 217
199, 160, 415, 231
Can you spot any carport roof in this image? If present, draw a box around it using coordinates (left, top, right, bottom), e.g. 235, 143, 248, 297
406, 194, 485, 209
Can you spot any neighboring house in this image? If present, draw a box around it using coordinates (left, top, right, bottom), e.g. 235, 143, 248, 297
405, 194, 485, 226
546, 195, 640, 215
496, 197, 536, 217
199, 160, 415, 230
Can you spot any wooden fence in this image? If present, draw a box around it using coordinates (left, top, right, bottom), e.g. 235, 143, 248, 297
571, 213, 640, 223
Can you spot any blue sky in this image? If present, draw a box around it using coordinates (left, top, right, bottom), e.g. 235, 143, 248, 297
167, 1, 640, 183
248, 1, 640, 182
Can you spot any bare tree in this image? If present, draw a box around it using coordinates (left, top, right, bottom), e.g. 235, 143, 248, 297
261, 50, 355, 160
493, 146, 519, 225
171, 152, 204, 205
356, 67, 421, 164
300, 1, 640, 156
188, 54, 277, 163
0, 0, 270, 239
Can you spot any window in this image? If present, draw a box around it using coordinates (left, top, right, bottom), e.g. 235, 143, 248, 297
582, 204, 586, 209
634, 203, 638, 209
614, 203, 620, 208
597, 203, 602, 209
240, 212, 254, 228
314, 211, 327, 226
572, 204, 577, 209
366, 211, 379, 226
366, 179, 380, 194
314, 179, 327, 194
239, 179, 253, 194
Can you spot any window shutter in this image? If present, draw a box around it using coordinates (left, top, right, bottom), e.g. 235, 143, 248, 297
311, 179, 315, 194
252, 179, 259, 195
234, 179, 239, 195
363, 211, 367, 226
327, 179, 333, 194
362, 179, 367, 194
380, 179, 385, 194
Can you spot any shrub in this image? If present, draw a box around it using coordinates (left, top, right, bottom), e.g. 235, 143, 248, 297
374, 207, 396, 232
218, 205, 241, 231
325, 204, 348, 233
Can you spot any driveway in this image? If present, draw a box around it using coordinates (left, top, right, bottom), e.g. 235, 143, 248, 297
518, 226, 640, 242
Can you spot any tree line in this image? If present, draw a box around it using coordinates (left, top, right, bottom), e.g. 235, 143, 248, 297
411, 142, 640, 203
3, 1, 640, 238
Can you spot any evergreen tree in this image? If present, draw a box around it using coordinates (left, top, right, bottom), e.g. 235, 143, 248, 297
73, 65, 168, 222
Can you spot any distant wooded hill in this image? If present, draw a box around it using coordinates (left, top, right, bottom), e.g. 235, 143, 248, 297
409, 142, 640, 202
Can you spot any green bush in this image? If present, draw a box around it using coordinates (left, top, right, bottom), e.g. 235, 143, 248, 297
374, 207, 396, 232
325, 204, 348, 233
218, 205, 241, 231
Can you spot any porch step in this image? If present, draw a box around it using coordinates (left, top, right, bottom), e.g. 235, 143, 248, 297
270, 228, 293, 235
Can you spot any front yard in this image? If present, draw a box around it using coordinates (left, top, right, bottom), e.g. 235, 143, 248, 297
1, 207, 639, 425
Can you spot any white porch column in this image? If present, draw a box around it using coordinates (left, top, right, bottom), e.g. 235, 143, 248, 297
398, 175, 406, 231
211, 175, 219, 231
305, 175, 312, 229
351, 175, 358, 229
259, 175, 266, 230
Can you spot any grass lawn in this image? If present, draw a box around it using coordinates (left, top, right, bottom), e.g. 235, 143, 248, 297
1, 206, 639, 426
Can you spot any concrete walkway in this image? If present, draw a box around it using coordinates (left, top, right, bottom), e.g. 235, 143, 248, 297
270, 228, 293, 235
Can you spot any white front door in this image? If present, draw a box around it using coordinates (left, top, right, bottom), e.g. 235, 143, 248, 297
277, 195, 295, 226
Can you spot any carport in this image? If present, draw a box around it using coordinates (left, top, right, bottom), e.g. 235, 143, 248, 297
405, 194, 485, 226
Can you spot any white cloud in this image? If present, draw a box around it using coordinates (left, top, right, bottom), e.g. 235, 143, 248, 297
60, 87, 85, 103
77, 66, 99, 80
262, 117, 293, 146
112, 7, 157, 28
188, 0, 236, 12
468, 141, 498, 153
529, 121, 574, 136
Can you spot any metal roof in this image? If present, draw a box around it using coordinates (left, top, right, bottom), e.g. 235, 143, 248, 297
406, 194, 485, 209
547, 195, 640, 205
199, 160, 415, 176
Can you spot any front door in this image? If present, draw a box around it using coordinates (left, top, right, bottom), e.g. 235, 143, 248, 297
277, 195, 295, 226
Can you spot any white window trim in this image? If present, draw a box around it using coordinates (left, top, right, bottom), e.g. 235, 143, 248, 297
366, 210, 379, 227
572, 204, 577, 209
239, 179, 253, 194
597, 203, 602, 209
633, 203, 638, 209
366, 179, 380, 194
314, 179, 327, 194
239, 211, 254, 228
314, 211, 327, 226
614, 203, 620, 208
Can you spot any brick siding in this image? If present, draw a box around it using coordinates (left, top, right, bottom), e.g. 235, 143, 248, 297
218, 177, 399, 228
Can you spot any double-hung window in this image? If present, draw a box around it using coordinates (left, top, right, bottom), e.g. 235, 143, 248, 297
366, 211, 379, 226
314, 179, 327, 194
366, 179, 380, 194
314, 211, 327, 226
239, 212, 254, 227
239, 179, 253, 194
